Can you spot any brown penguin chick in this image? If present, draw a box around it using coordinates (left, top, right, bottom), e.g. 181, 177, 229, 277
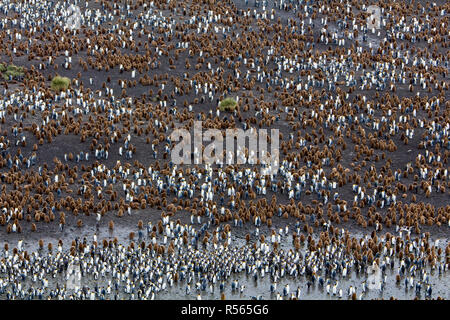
299, 234, 306, 243
273, 242, 279, 251
260, 235, 265, 243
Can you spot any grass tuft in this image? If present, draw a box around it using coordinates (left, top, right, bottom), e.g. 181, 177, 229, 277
0, 63, 24, 80
51, 76, 71, 91
218, 97, 237, 112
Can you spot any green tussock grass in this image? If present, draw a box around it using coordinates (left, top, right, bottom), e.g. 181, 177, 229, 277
218, 97, 237, 112
0, 64, 24, 81
51, 76, 71, 91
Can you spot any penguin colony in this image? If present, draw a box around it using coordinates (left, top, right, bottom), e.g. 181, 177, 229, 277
0, 0, 448, 300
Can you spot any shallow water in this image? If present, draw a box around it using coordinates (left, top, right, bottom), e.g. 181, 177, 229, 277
2, 227, 448, 300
